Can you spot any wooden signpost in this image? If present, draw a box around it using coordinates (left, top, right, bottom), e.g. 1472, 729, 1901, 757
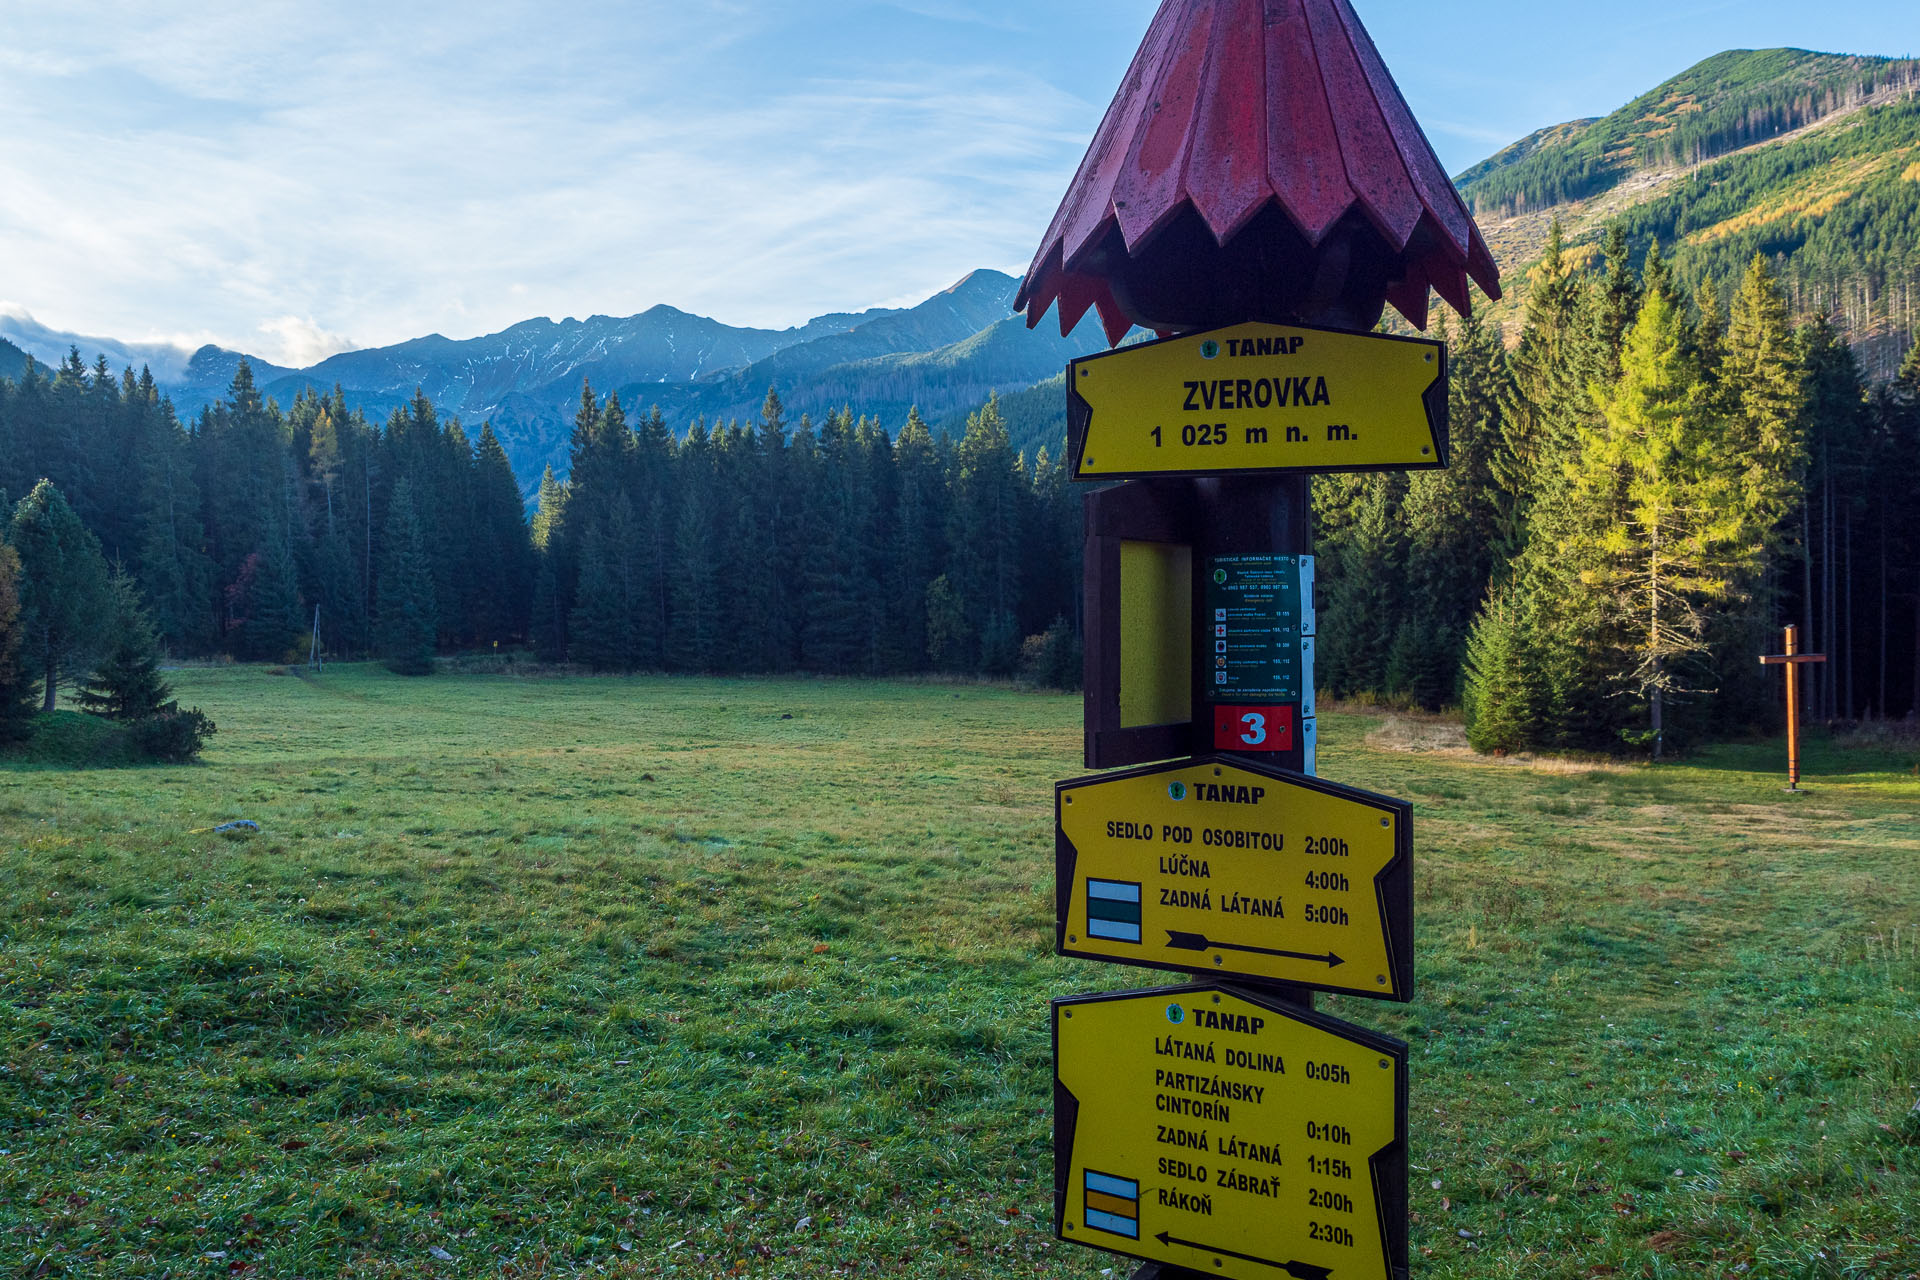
1014, 2, 1503, 1279
1761, 625, 1828, 791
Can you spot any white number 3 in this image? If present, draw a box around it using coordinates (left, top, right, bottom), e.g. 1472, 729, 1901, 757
1239, 713, 1268, 746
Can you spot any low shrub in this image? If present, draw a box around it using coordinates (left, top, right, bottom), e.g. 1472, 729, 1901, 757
1019, 616, 1081, 691
129, 704, 217, 762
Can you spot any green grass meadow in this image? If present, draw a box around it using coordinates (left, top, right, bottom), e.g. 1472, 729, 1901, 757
3, 667, 1918, 1278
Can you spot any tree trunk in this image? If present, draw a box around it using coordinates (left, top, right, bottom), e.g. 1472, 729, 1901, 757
42, 643, 56, 714
1651, 681, 1665, 761
1822, 466, 1835, 720
1844, 507, 1854, 720
1650, 534, 1664, 761
1802, 506, 1814, 710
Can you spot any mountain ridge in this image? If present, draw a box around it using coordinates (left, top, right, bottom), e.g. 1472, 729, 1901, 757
2, 270, 1114, 494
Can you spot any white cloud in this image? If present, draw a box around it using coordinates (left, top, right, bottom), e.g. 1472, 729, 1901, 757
0, 0, 1101, 360
257, 317, 359, 369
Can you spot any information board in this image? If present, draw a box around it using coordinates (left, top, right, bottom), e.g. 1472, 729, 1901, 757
1055, 984, 1408, 1280
1056, 757, 1412, 999
1206, 555, 1315, 708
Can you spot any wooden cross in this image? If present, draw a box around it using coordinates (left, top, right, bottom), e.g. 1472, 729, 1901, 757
1760, 625, 1828, 791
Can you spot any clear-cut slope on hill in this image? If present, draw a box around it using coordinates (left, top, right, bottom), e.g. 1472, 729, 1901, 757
1461, 49, 1920, 218
1453, 48, 1920, 377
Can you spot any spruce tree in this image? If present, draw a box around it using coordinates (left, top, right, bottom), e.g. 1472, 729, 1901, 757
1462, 594, 1548, 754
721, 399, 791, 671
130, 371, 214, 654
1724, 256, 1808, 540
801, 411, 864, 672
1720, 256, 1811, 723
530, 554, 567, 664
1499, 219, 1592, 508
0, 545, 38, 740
1581, 285, 1752, 757
376, 480, 438, 676
1317, 475, 1408, 699
529, 468, 568, 661
946, 395, 1021, 673
667, 483, 719, 673
77, 568, 173, 720
887, 408, 946, 671
470, 423, 534, 645
1590, 225, 1644, 382
10, 479, 111, 711
569, 495, 642, 672
1482, 240, 1622, 751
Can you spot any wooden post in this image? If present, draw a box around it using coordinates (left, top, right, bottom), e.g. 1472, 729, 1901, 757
1761, 626, 1828, 791
1785, 626, 1801, 789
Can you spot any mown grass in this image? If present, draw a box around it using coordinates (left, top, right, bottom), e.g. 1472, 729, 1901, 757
2, 667, 1917, 1279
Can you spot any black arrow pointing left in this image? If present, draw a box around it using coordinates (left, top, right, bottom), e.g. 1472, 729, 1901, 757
1153, 1231, 1332, 1280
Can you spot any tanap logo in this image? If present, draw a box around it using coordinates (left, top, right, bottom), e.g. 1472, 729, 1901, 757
1199, 340, 1220, 360
1167, 781, 1188, 802
1166, 1004, 1186, 1025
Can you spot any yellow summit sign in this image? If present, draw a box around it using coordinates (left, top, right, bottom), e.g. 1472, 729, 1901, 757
1054, 984, 1408, 1280
1067, 322, 1446, 479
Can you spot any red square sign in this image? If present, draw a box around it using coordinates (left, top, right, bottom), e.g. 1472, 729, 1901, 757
1213, 705, 1295, 752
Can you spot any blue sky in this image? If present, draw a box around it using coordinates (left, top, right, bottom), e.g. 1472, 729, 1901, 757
1, 0, 1917, 367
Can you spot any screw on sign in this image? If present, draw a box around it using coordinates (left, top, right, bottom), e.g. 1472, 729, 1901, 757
1016, 1, 1502, 1279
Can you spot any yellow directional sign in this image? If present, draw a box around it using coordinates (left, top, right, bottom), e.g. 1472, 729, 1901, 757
1067, 322, 1446, 479
1057, 757, 1412, 1001
1055, 984, 1408, 1280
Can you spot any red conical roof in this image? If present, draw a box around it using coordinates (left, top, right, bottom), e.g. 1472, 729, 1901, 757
1017, 0, 1501, 342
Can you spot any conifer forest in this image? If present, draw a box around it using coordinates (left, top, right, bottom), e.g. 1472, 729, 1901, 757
0, 231, 1916, 757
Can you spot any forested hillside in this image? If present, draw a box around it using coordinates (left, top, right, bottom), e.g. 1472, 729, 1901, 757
1461, 49, 1920, 379
0, 339, 26, 383
1460, 50, 1920, 217
938, 373, 1067, 462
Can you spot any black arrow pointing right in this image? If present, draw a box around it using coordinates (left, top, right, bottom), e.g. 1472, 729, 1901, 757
1165, 931, 1344, 968
1153, 1231, 1332, 1280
